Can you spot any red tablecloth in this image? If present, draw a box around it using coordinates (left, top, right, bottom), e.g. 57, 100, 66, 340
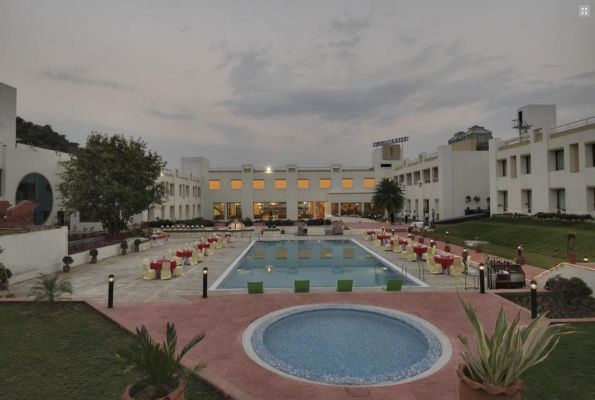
207, 238, 218, 243
366, 231, 376, 235
176, 250, 192, 258
150, 235, 165, 241
398, 239, 408, 245
150, 259, 176, 271
197, 243, 210, 250
225, 233, 230, 237
376, 235, 390, 241
412, 246, 428, 257
434, 255, 457, 270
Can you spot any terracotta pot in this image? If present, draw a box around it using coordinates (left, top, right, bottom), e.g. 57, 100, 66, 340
0, 281, 8, 291
566, 254, 577, 264
122, 381, 186, 400
63, 265, 71, 273
121, 250, 127, 256
134, 247, 140, 252
91, 257, 97, 264
457, 364, 523, 400
444, 245, 451, 253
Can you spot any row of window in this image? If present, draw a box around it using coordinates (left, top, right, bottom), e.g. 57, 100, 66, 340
212, 201, 378, 220
208, 178, 376, 191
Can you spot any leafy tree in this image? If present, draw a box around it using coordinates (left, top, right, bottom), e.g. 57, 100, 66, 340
372, 179, 405, 216
58, 133, 168, 234
16, 116, 79, 152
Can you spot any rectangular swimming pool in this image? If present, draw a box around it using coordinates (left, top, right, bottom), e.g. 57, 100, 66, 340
213, 239, 428, 289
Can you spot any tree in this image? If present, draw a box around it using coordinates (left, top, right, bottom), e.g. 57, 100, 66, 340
16, 116, 79, 152
58, 133, 168, 234
371, 179, 405, 216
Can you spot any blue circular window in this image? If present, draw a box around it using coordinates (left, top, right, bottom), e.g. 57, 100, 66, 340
16, 173, 53, 225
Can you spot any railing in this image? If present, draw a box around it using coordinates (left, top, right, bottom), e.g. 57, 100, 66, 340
498, 134, 530, 148
424, 179, 431, 184
425, 152, 438, 159
432, 178, 439, 183
342, 166, 374, 170
551, 116, 595, 134
67, 233, 128, 255
209, 167, 243, 172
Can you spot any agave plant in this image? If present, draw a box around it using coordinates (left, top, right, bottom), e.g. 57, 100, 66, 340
113, 322, 206, 398
28, 273, 74, 303
457, 291, 576, 387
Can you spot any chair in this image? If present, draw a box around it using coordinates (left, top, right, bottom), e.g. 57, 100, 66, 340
253, 249, 266, 259
450, 258, 464, 276
320, 248, 333, 259
298, 249, 310, 259
384, 242, 392, 251
343, 248, 354, 258
393, 243, 402, 253
427, 258, 442, 274
382, 279, 403, 292
247, 281, 264, 294
161, 262, 172, 280
229, 235, 236, 243
172, 256, 184, 266
168, 249, 174, 258
363, 233, 370, 241
406, 246, 416, 262
143, 263, 156, 280
294, 280, 310, 293
206, 246, 215, 256
174, 265, 184, 277
275, 249, 287, 259
423, 247, 435, 261
373, 238, 381, 246
335, 279, 353, 292
215, 239, 223, 249
195, 248, 205, 263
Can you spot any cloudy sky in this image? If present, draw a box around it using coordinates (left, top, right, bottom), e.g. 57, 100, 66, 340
1, 0, 594, 169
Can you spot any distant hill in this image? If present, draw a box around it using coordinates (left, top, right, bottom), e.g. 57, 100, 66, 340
16, 116, 79, 153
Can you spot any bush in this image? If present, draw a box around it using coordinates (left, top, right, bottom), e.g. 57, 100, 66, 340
545, 275, 593, 305
306, 218, 331, 226
256, 219, 294, 226
62, 256, 74, 265
120, 241, 129, 250
134, 239, 141, 247
89, 249, 98, 257
242, 217, 253, 227
147, 218, 215, 228
0, 264, 12, 282
534, 212, 593, 222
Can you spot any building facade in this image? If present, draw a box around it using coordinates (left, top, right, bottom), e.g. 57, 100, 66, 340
489, 105, 595, 216
143, 168, 201, 222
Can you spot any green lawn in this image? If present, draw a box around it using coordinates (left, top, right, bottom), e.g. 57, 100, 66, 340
0, 302, 225, 400
522, 322, 595, 400
433, 217, 595, 269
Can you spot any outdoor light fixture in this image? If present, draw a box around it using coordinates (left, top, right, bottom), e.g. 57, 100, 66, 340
266, 166, 272, 173
518, 245, 522, 257
583, 256, 589, 263
202, 267, 208, 298
267, 265, 272, 273
478, 263, 485, 294
530, 280, 538, 319
108, 274, 115, 309
430, 239, 434, 248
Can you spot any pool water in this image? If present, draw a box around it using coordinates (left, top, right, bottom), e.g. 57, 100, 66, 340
221, 240, 419, 288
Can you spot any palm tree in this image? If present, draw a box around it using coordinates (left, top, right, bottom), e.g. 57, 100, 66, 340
372, 179, 405, 217
28, 273, 74, 303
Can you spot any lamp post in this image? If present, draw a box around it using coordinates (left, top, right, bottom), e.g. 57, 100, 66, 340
530, 280, 538, 319
430, 239, 434, 248
478, 263, 485, 294
583, 256, 589, 263
108, 274, 115, 309
202, 267, 208, 298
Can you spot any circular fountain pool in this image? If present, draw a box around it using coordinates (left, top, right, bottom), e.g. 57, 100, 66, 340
243, 304, 451, 386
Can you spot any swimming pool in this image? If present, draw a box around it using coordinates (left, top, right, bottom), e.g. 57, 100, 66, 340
213, 239, 428, 289
243, 304, 451, 385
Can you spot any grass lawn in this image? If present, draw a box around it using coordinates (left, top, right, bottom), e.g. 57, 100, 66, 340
522, 322, 595, 400
433, 217, 595, 269
0, 302, 226, 400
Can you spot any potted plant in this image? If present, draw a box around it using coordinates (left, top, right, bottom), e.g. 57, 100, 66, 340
120, 241, 129, 256
62, 256, 74, 273
456, 291, 576, 399
525, 202, 531, 214
565, 233, 577, 264
465, 196, 472, 210
473, 196, 481, 210
134, 239, 141, 252
89, 248, 98, 264
0, 264, 12, 291
115, 322, 206, 400
474, 237, 482, 253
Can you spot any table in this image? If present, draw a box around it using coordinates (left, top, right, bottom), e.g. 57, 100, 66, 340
412, 245, 427, 260
150, 234, 166, 246
412, 222, 424, 230
376, 235, 390, 245
207, 238, 218, 243
150, 259, 176, 279
197, 243, 210, 250
176, 250, 193, 265
434, 255, 457, 275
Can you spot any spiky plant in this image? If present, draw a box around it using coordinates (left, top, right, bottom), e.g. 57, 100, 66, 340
27, 273, 73, 304
457, 290, 577, 387
371, 179, 405, 216
113, 323, 206, 398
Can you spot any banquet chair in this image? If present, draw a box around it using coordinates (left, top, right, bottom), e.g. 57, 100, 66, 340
373, 238, 381, 246
206, 246, 215, 256
168, 249, 175, 258
172, 256, 184, 267
143, 263, 156, 280
174, 264, 184, 277
215, 239, 223, 249
195, 248, 205, 263
450, 258, 464, 276
363, 233, 370, 241
221, 237, 227, 248
393, 243, 402, 253
406, 246, 416, 262
423, 247, 435, 261
384, 242, 392, 251
427, 258, 442, 274
161, 262, 172, 280
229, 235, 236, 243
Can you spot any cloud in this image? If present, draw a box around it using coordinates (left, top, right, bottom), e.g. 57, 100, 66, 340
564, 71, 595, 81
328, 36, 361, 49
41, 68, 133, 90
143, 108, 196, 121
180, 25, 191, 33
330, 15, 371, 35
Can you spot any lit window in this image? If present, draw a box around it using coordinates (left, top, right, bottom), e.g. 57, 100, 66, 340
208, 180, 220, 190
298, 179, 309, 189
342, 178, 354, 189
230, 179, 242, 190
275, 179, 286, 189
253, 179, 265, 190
319, 178, 331, 189
363, 178, 375, 188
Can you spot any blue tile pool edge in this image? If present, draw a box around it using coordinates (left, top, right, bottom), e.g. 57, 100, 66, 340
242, 303, 453, 386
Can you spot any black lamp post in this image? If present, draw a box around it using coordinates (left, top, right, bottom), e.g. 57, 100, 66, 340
430, 239, 434, 248
518, 245, 522, 257
108, 274, 115, 309
202, 267, 208, 298
478, 263, 485, 294
583, 256, 589, 263
530, 280, 538, 319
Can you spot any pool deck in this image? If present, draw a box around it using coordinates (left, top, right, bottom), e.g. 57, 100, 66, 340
93, 290, 538, 400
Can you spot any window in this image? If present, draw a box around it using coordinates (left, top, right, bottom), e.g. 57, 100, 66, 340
275, 179, 286, 189
253, 202, 287, 219
555, 189, 566, 211
213, 202, 224, 220
208, 180, 220, 190
16, 173, 53, 225
169, 183, 174, 196
380, 163, 391, 168
363, 178, 375, 188
297, 179, 309, 189
230, 179, 242, 190
298, 201, 313, 218
253, 179, 265, 190
501, 160, 507, 177
555, 150, 564, 171
169, 205, 174, 219
341, 203, 362, 216
342, 178, 354, 189
570, 144, 579, 173
179, 185, 183, 197
510, 156, 517, 179
186, 185, 189, 197
521, 155, 532, 175
319, 178, 331, 189
227, 202, 242, 219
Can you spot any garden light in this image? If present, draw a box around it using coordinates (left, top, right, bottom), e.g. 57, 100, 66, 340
583, 256, 589, 263
108, 274, 115, 309
530, 280, 538, 319
202, 267, 208, 298
478, 263, 485, 294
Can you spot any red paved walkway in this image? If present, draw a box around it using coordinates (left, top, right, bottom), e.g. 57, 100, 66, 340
96, 291, 535, 400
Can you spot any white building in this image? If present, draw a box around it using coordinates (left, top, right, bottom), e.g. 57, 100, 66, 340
144, 168, 201, 222
489, 105, 595, 216
392, 127, 492, 220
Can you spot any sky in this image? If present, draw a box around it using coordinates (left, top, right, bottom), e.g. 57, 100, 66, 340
1, 0, 594, 169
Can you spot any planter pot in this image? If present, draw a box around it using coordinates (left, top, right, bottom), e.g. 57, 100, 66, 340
0, 281, 8, 291
134, 247, 140, 252
121, 250, 127, 256
457, 364, 523, 400
444, 245, 451, 253
122, 380, 186, 400
566, 254, 577, 264
90, 257, 97, 264
475, 245, 482, 253
63, 265, 71, 273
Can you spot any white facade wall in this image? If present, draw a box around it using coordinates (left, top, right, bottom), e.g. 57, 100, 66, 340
490, 105, 595, 215
143, 169, 201, 222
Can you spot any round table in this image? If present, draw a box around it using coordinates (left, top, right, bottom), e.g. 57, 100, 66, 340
150, 259, 176, 279
207, 238, 218, 243
197, 243, 210, 250
376, 235, 390, 245
176, 250, 193, 265
412, 246, 428, 260
434, 255, 457, 275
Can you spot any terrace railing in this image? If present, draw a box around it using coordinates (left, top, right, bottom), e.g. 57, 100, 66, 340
550, 116, 595, 134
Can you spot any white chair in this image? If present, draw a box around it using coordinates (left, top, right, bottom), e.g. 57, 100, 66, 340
215, 239, 223, 249
423, 247, 435, 261
221, 237, 227, 248
172, 256, 184, 267
161, 262, 172, 280
406, 246, 416, 262
168, 249, 175, 258
143, 262, 156, 280
393, 243, 402, 253
206, 246, 215, 256
427, 258, 442, 274
229, 235, 236, 243
384, 242, 392, 251
174, 265, 184, 277
450, 259, 464, 276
